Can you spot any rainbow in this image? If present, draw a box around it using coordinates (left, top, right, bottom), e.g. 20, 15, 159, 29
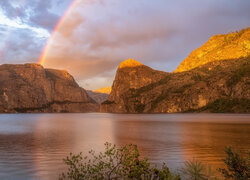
38, 0, 78, 66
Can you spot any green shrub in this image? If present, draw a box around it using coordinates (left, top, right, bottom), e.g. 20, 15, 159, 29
60, 143, 250, 180
219, 147, 250, 180
181, 159, 218, 180
59, 142, 180, 180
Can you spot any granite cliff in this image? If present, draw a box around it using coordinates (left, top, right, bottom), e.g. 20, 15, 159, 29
108, 59, 167, 106
0, 64, 99, 113
101, 28, 250, 113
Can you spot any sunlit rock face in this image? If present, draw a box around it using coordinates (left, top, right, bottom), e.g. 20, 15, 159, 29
100, 59, 168, 113
93, 87, 112, 94
101, 29, 250, 113
175, 27, 250, 72
0, 64, 99, 113
118, 58, 144, 69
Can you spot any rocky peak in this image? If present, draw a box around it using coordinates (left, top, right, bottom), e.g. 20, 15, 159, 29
107, 59, 167, 108
118, 59, 144, 69
175, 27, 250, 72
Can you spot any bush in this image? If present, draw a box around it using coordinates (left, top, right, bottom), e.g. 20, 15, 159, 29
218, 147, 250, 180
180, 159, 218, 180
60, 144, 249, 180
59, 142, 180, 180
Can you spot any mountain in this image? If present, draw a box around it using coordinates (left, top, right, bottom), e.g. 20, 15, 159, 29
175, 27, 250, 72
101, 28, 250, 113
100, 59, 168, 112
93, 87, 111, 94
86, 87, 111, 104
87, 90, 109, 104
0, 64, 99, 113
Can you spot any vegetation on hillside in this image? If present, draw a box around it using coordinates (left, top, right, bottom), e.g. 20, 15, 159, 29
187, 98, 250, 113
128, 57, 249, 113
60, 143, 250, 180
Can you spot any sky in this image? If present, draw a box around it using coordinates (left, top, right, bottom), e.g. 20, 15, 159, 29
0, 0, 249, 90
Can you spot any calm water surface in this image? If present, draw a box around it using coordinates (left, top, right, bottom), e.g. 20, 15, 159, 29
0, 113, 249, 180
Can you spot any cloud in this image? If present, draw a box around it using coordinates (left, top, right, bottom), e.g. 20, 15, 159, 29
0, 0, 68, 32
0, 1, 27, 19
1, 0, 250, 89
27, 0, 60, 31
0, 26, 44, 64
0, 0, 73, 64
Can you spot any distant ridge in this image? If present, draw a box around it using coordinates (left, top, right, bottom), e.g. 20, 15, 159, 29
93, 87, 111, 94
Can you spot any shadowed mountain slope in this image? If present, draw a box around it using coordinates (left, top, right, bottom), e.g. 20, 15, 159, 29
0, 64, 99, 113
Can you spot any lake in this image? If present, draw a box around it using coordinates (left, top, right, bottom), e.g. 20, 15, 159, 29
0, 113, 249, 180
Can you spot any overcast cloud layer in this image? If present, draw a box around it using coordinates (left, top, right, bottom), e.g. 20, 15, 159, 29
0, 0, 249, 89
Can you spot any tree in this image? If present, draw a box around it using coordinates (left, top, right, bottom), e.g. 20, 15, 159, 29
218, 147, 250, 180
59, 142, 180, 180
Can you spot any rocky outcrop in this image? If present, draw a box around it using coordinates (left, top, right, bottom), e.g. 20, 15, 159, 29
175, 27, 250, 72
101, 28, 250, 113
0, 63, 99, 113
